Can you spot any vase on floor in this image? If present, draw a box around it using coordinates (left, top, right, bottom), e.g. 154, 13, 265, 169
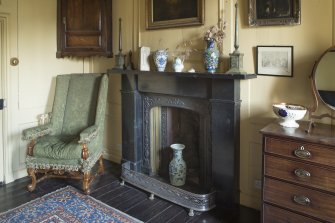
204, 40, 219, 73
153, 49, 168, 72
169, 143, 186, 186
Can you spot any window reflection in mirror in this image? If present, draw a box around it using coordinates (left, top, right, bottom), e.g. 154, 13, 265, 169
315, 51, 335, 108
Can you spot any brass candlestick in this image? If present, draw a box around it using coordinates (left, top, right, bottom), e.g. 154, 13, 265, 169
226, 2, 246, 74
115, 18, 125, 69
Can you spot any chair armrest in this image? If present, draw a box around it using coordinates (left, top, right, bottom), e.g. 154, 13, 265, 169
22, 124, 52, 140
78, 125, 98, 144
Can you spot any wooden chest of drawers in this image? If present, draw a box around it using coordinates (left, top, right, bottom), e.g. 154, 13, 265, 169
261, 122, 335, 223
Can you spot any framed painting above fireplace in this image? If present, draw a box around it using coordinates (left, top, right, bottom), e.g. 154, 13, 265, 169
146, 0, 204, 30
249, 0, 301, 26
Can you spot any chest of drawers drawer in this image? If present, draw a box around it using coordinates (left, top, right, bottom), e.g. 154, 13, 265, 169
264, 177, 335, 222
265, 137, 335, 167
263, 204, 322, 223
264, 155, 335, 193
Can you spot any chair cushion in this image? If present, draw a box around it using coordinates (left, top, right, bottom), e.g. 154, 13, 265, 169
33, 135, 82, 160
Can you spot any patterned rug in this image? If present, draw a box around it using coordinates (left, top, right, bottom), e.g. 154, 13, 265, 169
0, 186, 143, 223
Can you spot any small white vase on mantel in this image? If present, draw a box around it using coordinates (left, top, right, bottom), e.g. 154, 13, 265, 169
169, 143, 187, 186
172, 57, 184, 72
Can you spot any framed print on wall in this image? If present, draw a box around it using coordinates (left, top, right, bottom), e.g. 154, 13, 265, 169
146, 0, 204, 30
256, 46, 293, 77
249, 0, 301, 26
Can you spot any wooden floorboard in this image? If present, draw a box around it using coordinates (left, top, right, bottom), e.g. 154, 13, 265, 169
0, 160, 260, 223
127, 198, 171, 221
112, 190, 149, 212
147, 205, 185, 223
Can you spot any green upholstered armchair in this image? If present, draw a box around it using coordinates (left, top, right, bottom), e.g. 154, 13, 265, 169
22, 73, 108, 194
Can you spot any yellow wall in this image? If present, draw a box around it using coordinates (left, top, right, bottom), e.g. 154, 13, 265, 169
2, 0, 334, 210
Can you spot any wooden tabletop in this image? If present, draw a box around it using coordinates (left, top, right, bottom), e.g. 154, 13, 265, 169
260, 121, 335, 146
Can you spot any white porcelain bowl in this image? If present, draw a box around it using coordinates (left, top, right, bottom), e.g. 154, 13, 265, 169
272, 103, 307, 128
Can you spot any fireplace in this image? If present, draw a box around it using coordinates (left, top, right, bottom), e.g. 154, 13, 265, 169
108, 69, 256, 214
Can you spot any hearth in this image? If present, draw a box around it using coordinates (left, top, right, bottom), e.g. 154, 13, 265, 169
108, 69, 256, 214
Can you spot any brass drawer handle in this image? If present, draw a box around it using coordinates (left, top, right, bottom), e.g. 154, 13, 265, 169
294, 169, 311, 179
294, 146, 311, 159
293, 195, 311, 206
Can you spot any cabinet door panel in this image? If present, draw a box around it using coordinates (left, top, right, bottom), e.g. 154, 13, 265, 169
66, 0, 101, 31
57, 0, 112, 58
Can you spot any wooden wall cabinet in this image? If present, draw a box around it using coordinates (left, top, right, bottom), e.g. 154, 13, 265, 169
260, 122, 335, 223
57, 0, 113, 58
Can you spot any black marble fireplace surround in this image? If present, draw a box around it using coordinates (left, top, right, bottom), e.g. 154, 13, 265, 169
108, 69, 256, 213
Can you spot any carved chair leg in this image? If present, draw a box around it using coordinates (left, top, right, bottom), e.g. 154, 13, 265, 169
83, 172, 91, 195
98, 155, 104, 175
27, 140, 36, 156
27, 168, 37, 192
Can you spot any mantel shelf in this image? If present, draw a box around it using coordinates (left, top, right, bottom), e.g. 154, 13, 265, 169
107, 68, 257, 80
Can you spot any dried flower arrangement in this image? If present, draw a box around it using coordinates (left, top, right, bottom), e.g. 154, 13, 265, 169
174, 40, 197, 62
204, 20, 226, 49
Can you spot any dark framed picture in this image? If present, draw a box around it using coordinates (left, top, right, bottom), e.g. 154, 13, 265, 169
249, 0, 301, 26
256, 46, 293, 77
146, 0, 204, 30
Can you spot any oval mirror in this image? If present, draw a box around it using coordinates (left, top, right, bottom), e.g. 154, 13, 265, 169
315, 50, 335, 108
308, 46, 335, 132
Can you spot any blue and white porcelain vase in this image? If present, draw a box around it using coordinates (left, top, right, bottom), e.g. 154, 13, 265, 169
204, 40, 219, 73
169, 143, 186, 186
153, 49, 168, 72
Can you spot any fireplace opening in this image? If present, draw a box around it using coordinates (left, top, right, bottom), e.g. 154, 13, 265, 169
149, 106, 211, 194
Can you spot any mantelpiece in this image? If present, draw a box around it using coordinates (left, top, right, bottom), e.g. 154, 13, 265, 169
108, 68, 256, 213
108, 69, 256, 80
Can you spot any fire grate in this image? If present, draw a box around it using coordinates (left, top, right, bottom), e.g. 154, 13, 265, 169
121, 161, 216, 214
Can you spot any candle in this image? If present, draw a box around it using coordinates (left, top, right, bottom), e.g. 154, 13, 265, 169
119, 18, 122, 53
234, 1, 239, 51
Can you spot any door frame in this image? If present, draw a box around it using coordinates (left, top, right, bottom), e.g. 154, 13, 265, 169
0, 15, 9, 184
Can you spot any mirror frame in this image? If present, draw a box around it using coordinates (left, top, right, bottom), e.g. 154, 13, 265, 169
307, 46, 335, 132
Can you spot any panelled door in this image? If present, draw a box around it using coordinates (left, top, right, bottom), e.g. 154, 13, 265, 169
0, 17, 4, 183
0, 0, 19, 183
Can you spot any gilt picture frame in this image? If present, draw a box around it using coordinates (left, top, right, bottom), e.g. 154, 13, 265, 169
256, 46, 293, 77
146, 0, 204, 30
249, 0, 301, 26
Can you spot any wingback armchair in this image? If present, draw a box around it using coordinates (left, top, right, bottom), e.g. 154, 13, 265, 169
22, 73, 108, 194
